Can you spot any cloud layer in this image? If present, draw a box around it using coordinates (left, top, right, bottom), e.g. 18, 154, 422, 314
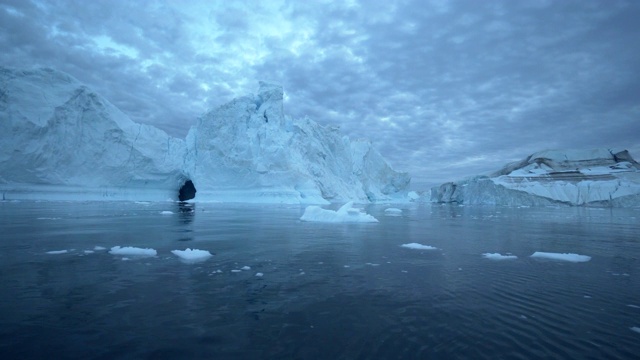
2, 0, 639, 187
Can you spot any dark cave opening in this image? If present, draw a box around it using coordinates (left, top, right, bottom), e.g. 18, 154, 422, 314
178, 180, 196, 201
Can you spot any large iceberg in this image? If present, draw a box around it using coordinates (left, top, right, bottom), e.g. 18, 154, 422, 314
0, 67, 409, 203
431, 149, 640, 207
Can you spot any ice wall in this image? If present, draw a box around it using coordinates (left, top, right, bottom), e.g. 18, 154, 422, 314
0, 68, 409, 203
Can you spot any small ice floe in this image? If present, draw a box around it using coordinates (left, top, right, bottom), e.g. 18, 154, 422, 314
530, 252, 591, 263
627, 304, 640, 309
109, 246, 157, 257
300, 202, 378, 223
37, 217, 61, 220
231, 269, 242, 273
84, 250, 95, 254
255, 272, 264, 277
171, 248, 213, 263
160, 211, 173, 215
94, 246, 106, 251
401, 270, 408, 273
482, 253, 518, 260
241, 266, 251, 271
401, 243, 438, 250
122, 257, 131, 261
365, 263, 380, 266
631, 327, 640, 334
343, 265, 350, 268
384, 208, 402, 216
583, 295, 592, 299
46, 250, 68, 255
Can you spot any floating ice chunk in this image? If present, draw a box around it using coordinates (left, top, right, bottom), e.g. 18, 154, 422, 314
401, 243, 438, 250
255, 272, 264, 277
300, 201, 378, 223
631, 327, 640, 334
384, 208, 402, 216
241, 266, 251, 270
482, 253, 518, 260
171, 248, 213, 263
161, 211, 173, 215
109, 246, 157, 257
530, 252, 591, 262
94, 246, 106, 251
366, 263, 380, 266
46, 250, 68, 255
84, 250, 95, 254
231, 269, 242, 273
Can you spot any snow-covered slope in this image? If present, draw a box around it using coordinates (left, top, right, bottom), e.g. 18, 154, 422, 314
0, 67, 409, 203
431, 149, 640, 207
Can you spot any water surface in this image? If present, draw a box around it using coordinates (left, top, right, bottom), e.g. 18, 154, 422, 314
1, 201, 639, 359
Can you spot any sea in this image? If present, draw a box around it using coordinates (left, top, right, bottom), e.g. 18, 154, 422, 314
1, 201, 639, 359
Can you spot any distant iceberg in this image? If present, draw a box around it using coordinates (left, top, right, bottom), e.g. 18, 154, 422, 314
109, 246, 157, 257
431, 148, 640, 207
300, 201, 378, 223
0, 67, 409, 203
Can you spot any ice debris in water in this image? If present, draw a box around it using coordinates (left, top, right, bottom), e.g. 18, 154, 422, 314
530, 252, 591, 263
300, 201, 378, 223
241, 266, 251, 270
171, 248, 213, 263
482, 253, 518, 260
109, 246, 157, 257
46, 250, 68, 255
94, 246, 106, 251
255, 272, 264, 277
631, 327, 640, 334
401, 243, 438, 250
161, 211, 173, 215
384, 208, 402, 216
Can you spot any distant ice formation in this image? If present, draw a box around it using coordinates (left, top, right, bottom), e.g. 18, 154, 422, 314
431, 148, 640, 207
300, 201, 378, 223
530, 252, 591, 263
0, 67, 409, 203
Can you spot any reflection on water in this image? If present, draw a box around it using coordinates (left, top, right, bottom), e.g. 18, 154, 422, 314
0, 201, 639, 359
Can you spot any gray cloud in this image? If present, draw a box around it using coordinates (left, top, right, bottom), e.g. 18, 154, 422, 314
1, 0, 639, 188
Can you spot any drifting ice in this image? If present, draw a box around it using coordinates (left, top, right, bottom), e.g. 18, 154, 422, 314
109, 246, 157, 257
482, 253, 518, 260
401, 243, 438, 250
171, 248, 213, 263
300, 201, 378, 223
530, 252, 591, 263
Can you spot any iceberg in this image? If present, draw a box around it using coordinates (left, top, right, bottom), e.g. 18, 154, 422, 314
0, 67, 409, 203
300, 201, 378, 223
431, 148, 640, 207
400, 243, 438, 250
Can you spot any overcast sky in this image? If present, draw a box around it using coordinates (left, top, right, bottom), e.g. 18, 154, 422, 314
1, 0, 639, 188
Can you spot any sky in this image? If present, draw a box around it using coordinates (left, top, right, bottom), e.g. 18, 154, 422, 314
1, 0, 639, 189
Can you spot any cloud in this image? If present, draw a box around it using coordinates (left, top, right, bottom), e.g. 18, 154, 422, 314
1, 0, 639, 187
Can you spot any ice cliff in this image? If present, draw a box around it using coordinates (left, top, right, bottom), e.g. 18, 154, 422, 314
0, 67, 409, 203
431, 149, 640, 207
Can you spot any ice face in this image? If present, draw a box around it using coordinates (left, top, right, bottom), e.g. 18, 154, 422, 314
0, 67, 409, 203
299, 201, 379, 223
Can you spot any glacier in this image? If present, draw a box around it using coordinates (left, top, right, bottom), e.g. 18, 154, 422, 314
0, 67, 409, 203
431, 148, 640, 207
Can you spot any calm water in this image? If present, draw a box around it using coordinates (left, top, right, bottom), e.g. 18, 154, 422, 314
0, 201, 639, 359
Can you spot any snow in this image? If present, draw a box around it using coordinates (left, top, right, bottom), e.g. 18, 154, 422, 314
482, 253, 518, 260
46, 250, 68, 255
300, 201, 378, 223
431, 148, 640, 207
401, 243, 438, 250
0, 67, 409, 203
530, 252, 591, 262
171, 248, 212, 263
109, 246, 157, 257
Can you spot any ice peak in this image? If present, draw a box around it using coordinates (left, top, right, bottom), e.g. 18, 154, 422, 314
257, 81, 283, 101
